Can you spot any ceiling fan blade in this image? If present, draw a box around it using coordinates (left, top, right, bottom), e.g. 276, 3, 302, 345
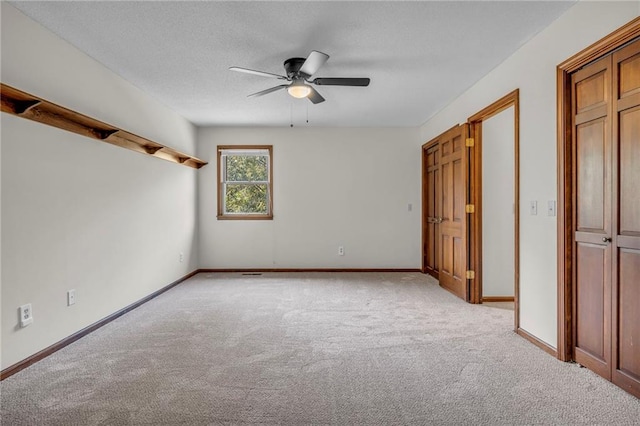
312, 78, 370, 87
230, 67, 288, 80
247, 85, 289, 98
307, 87, 325, 104
299, 51, 330, 77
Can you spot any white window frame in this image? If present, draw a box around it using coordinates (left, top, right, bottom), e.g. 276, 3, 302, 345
217, 145, 273, 220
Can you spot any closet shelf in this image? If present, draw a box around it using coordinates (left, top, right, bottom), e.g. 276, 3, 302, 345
1, 83, 207, 169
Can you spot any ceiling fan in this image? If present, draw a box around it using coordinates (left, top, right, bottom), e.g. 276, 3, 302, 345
230, 51, 370, 104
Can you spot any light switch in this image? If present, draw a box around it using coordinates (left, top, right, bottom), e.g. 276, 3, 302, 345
548, 200, 556, 217
530, 201, 538, 215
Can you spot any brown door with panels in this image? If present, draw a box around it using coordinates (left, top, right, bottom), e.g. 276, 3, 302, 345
571, 55, 613, 379
571, 37, 640, 397
438, 124, 470, 300
611, 39, 640, 397
422, 124, 470, 301
423, 141, 441, 279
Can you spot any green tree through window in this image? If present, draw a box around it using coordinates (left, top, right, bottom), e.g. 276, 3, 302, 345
218, 146, 272, 219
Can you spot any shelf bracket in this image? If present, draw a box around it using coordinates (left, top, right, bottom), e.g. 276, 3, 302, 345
144, 145, 163, 155
96, 129, 119, 140
14, 100, 42, 115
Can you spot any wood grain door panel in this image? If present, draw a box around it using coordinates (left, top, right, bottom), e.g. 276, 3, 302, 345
572, 53, 613, 381
612, 39, 640, 398
574, 58, 609, 113
616, 249, 640, 382
439, 125, 469, 300
576, 119, 608, 232
423, 143, 441, 278
618, 47, 640, 99
574, 242, 611, 379
618, 106, 640, 236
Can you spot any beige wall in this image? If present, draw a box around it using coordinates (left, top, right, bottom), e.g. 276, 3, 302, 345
197, 127, 421, 269
1, 4, 199, 369
419, 1, 638, 347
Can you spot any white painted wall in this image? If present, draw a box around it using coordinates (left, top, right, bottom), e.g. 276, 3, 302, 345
482, 107, 515, 298
419, 1, 638, 347
1, 4, 198, 369
198, 127, 421, 269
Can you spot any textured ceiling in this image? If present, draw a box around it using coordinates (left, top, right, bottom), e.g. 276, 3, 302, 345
10, 1, 575, 127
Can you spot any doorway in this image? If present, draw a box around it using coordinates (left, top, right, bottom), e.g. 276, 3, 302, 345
468, 90, 520, 329
557, 18, 639, 398
422, 97, 519, 311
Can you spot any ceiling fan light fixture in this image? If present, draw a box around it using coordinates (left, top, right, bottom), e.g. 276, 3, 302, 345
287, 80, 311, 99
231, 51, 369, 104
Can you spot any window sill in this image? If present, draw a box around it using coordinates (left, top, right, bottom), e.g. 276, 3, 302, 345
217, 215, 273, 221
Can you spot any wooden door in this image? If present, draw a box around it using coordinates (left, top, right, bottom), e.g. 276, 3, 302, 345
423, 142, 441, 278
572, 37, 640, 398
611, 39, 640, 398
571, 56, 613, 379
439, 124, 469, 300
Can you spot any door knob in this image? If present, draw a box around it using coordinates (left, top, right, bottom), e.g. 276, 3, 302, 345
437, 217, 443, 224
602, 237, 612, 243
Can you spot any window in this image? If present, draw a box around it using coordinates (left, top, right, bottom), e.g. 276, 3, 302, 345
217, 145, 273, 220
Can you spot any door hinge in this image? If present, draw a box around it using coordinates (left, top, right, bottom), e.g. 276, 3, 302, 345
466, 270, 475, 280
465, 204, 475, 214
466, 138, 475, 147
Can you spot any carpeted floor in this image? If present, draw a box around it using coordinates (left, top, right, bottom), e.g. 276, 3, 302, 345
1, 272, 639, 425
481, 301, 514, 311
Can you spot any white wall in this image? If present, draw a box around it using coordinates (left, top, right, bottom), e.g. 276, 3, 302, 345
419, 1, 638, 347
482, 107, 515, 298
198, 127, 421, 269
1, 4, 198, 369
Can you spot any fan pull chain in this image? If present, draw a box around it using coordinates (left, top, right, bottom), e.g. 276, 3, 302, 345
290, 99, 293, 128
306, 103, 309, 124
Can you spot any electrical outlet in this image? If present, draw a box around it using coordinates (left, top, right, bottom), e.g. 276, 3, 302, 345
179, 252, 184, 263
19, 304, 33, 327
67, 289, 76, 306
408, 203, 413, 212
338, 246, 345, 256
530, 201, 538, 215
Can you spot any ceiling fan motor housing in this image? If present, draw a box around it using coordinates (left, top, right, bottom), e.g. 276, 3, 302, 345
284, 58, 307, 78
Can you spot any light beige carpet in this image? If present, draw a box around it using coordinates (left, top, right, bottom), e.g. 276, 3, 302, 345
2, 272, 639, 425
482, 301, 514, 311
